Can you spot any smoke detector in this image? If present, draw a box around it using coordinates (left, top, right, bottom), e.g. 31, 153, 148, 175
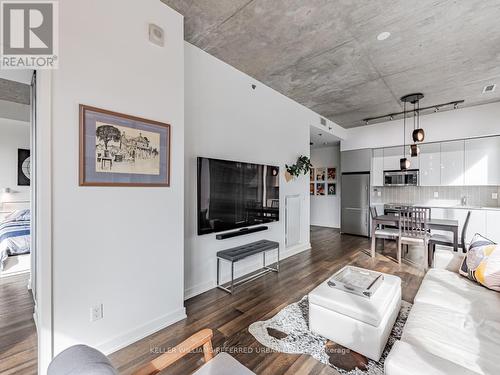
483, 84, 496, 94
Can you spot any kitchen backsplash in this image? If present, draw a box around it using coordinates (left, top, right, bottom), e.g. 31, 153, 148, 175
371, 186, 500, 208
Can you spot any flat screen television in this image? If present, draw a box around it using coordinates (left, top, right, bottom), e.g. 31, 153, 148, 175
197, 157, 280, 235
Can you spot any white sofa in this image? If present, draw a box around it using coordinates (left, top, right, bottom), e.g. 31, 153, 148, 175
385, 250, 500, 375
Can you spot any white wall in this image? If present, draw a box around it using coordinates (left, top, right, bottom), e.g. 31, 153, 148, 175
51, 0, 185, 355
341, 102, 500, 151
0, 118, 30, 203
184, 43, 315, 299
310, 146, 341, 228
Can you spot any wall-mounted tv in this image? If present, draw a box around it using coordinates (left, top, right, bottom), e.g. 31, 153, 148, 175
197, 157, 280, 235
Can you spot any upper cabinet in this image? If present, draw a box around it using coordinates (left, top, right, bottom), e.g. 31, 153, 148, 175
371, 148, 384, 186
465, 136, 500, 186
341, 149, 372, 173
419, 143, 441, 186
440, 140, 465, 186
383, 146, 402, 171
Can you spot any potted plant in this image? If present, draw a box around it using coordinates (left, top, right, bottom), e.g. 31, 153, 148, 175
285, 155, 312, 182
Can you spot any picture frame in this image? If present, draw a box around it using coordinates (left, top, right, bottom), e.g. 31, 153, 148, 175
316, 182, 325, 195
310, 183, 314, 195
327, 167, 336, 182
315, 167, 326, 181
310, 167, 314, 182
79, 105, 171, 187
18, 148, 31, 186
327, 183, 336, 196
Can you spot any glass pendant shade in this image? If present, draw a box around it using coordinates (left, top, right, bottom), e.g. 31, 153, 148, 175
410, 144, 420, 157
412, 128, 425, 142
400, 157, 411, 170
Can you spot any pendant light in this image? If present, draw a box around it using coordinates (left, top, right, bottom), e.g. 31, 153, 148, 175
412, 97, 425, 142
410, 100, 420, 157
400, 100, 411, 170
401, 93, 424, 160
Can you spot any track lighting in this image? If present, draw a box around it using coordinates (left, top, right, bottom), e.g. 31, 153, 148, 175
410, 144, 420, 157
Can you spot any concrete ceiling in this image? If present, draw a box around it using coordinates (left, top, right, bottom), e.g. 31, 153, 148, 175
163, 0, 500, 128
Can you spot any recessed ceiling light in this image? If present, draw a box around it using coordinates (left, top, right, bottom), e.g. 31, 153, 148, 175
483, 84, 496, 93
377, 31, 391, 41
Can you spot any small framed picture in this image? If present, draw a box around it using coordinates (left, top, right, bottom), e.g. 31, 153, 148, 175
327, 167, 336, 182
79, 105, 171, 187
315, 167, 326, 181
310, 167, 314, 182
310, 183, 314, 195
316, 183, 325, 195
328, 183, 336, 195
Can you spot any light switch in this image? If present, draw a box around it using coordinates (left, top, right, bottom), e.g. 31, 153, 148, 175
433, 191, 439, 198
493, 193, 498, 200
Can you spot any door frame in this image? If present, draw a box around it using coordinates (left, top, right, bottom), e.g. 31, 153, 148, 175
35, 70, 53, 374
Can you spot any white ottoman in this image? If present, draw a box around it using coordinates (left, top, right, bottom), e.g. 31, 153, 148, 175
308, 271, 401, 361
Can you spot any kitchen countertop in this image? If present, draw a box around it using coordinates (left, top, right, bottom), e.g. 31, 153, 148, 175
383, 203, 500, 211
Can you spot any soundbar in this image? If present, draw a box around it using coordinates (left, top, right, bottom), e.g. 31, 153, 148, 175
216, 225, 268, 240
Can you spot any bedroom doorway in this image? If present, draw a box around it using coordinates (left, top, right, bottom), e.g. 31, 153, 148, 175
0, 69, 38, 374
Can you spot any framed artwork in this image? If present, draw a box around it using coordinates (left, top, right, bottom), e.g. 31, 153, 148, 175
18, 149, 31, 186
316, 183, 325, 195
310, 167, 314, 181
315, 167, 326, 181
79, 105, 171, 186
310, 183, 314, 195
327, 183, 336, 196
327, 167, 336, 182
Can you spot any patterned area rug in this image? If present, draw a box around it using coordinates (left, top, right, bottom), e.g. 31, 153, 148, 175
248, 297, 411, 375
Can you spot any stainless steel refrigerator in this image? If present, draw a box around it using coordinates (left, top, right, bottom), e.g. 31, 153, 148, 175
341, 172, 370, 236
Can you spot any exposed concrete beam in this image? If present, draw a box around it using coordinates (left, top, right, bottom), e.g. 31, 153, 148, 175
0, 78, 30, 105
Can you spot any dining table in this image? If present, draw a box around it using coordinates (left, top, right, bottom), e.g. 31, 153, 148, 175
371, 214, 460, 256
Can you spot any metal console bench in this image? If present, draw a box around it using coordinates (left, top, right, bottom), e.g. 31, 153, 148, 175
216, 239, 280, 294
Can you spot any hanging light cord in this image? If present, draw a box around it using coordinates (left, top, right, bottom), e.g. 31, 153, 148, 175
403, 101, 406, 156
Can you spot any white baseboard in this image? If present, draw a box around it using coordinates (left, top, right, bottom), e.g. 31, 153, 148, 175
184, 242, 311, 300
184, 280, 216, 300
97, 307, 187, 355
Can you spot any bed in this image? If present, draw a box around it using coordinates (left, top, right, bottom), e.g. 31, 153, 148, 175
0, 209, 31, 277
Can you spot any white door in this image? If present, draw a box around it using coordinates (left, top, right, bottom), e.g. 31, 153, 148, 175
465, 136, 500, 186
441, 140, 465, 186
371, 148, 384, 186
419, 143, 441, 186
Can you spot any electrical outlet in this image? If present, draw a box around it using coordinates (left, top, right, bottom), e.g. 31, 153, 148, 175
377, 191, 381, 197
493, 193, 498, 200
433, 191, 439, 198
90, 304, 103, 322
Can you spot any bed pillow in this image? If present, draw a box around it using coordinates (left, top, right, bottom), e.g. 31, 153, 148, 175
460, 233, 500, 292
4, 209, 30, 222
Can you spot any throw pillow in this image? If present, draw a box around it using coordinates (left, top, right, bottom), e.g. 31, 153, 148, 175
460, 233, 500, 292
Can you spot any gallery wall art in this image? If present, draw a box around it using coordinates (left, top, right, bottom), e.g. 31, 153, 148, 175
79, 105, 171, 186
311, 166, 336, 196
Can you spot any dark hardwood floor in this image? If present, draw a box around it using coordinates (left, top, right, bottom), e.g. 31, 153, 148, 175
111, 227, 425, 375
0, 273, 37, 375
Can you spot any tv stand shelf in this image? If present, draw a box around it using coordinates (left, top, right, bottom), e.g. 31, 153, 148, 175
216, 226, 268, 240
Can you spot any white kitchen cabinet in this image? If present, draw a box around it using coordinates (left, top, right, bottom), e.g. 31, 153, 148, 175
465, 136, 500, 186
383, 146, 403, 171
371, 148, 384, 186
486, 210, 500, 243
419, 143, 441, 186
440, 140, 465, 186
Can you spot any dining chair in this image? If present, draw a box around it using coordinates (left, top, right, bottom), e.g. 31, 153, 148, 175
370, 206, 400, 257
398, 207, 430, 270
428, 211, 471, 267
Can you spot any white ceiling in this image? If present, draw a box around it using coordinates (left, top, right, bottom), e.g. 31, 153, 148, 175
310, 125, 341, 149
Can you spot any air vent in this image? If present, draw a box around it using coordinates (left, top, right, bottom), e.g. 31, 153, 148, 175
483, 84, 496, 93
320, 117, 327, 126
